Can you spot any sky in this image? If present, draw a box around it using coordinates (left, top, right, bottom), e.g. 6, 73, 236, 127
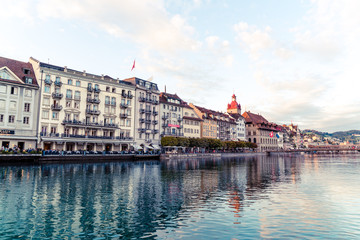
1, 0, 359, 132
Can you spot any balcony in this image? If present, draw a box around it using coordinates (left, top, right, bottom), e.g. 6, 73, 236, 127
139, 109, 145, 114
138, 128, 146, 133
52, 93, 63, 99
66, 95, 73, 100
177, 125, 183, 129
116, 136, 134, 141
162, 123, 169, 128
62, 119, 83, 125
88, 135, 113, 139
87, 98, 100, 104
94, 88, 101, 93
145, 139, 152, 143
139, 97, 146, 102
40, 132, 59, 137
120, 113, 128, 118
145, 119, 152, 124
145, 110, 152, 114
44, 79, 52, 85
54, 81, 62, 87
153, 100, 159, 105
87, 86, 93, 92
139, 118, 145, 123
152, 120, 158, 125
120, 103, 128, 108
103, 123, 119, 128
152, 129, 159, 134
161, 115, 169, 120
51, 104, 63, 111
152, 111, 158, 116
86, 109, 101, 115
177, 118, 183, 122
121, 92, 127, 98
61, 133, 86, 138
128, 94, 133, 99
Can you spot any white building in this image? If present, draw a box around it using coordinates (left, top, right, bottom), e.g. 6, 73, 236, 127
0, 56, 40, 150
226, 94, 246, 141
159, 92, 186, 137
123, 77, 161, 152
183, 105, 202, 138
30, 57, 136, 152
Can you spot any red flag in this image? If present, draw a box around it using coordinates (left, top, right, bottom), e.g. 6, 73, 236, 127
131, 60, 135, 71
269, 131, 274, 138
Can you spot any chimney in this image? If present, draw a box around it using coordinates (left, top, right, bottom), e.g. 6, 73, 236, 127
101, 74, 104, 80
83, 70, 86, 76
164, 85, 167, 93
64, 66, 67, 72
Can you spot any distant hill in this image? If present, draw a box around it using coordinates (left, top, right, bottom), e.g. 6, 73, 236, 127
303, 129, 360, 141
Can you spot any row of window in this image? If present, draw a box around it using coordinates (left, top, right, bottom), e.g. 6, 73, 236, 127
0, 114, 29, 124
0, 101, 31, 112
184, 128, 200, 134
0, 85, 32, 96
184, 119, 200, 126
162, 104, 181, 111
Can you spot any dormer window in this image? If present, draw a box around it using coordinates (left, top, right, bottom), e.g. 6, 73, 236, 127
25, 77, 33, 84
23, 68, 30, 75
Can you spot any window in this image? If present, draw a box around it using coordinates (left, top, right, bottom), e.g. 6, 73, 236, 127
8, 115, 15, 123
66, 89, 72, 99
67, 79, 72, 85
52, 112, 59, 120
10, 87, 18, 95
112, 87, 116, 93
23, 117, 29, 124
111, 107, 116, 114
25, 77, 33, 84
127, 99, 131, 106
66, 101, 71, 108
43, 97, 50, 106
51, 127, 57, 133
24, 103, 30, 112
106, 86, 110, 92
74, 102, 80, 109
41, 126, 47, 134
75, 91, 81, 100
0, 85, 6, 93
25, 89, 32, 97
111, 97, 116, 105
0, 114, 3, 122
76, 80, 81, 87
45, 75, 51, 80
44, 85, 50, 93
42, 110, 49, 119
9, 101, 16, 109
126, 119, 130, 127
105, 96, 110, 105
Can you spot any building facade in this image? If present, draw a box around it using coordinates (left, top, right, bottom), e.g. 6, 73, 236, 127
123, 77, 160, 151
0, 57, 39, 150
159, 92, 187, 137
30, 57, 136, 151
242, 111, 282, 152
183, 105, 202, 138
189, 104, 217, 139
226, 94, 246, 141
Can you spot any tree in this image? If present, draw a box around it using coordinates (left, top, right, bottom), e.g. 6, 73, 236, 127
161, 136, 178, 146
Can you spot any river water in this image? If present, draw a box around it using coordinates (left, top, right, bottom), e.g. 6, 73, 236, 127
1, 154, 360, 239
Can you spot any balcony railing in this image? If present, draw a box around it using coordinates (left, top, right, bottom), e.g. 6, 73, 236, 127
120, 113, 128, 118
87, 98, 100, 104
61, 134, 115, 139
177, 118, 183, 122
115, 136, 134, 140
138, 128, 146, 133
40, 132, 59, 137
162, 124, 169, 128
87, 86, 93, 92
122, 93, 127, 98
120, 103, 128, 108
86, 109, 101, 115
145, 139, 152, 143
44, 79, 52, 85
161, 115, 169, 120
139, 109, 145, 114
103, 123, 119, 128
94, 88, 101, 93
54, 81, 62, 87
139, 118, 145, 123
152, 130, 159, 134
128, 94, 133, 99
52, 93, 63, 99
139, 97, 146, 102
145, 119, 152, 124
152, 120, 158, 125
161, 132, 184, 137
66, 95, 73, 100
152, 111, 158, 116
51, 104, 63, 111
145, 110, 151, 114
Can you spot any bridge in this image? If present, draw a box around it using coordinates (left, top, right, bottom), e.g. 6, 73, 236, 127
266, 147, 360, 155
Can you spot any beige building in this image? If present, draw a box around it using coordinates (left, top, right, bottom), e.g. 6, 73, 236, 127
189, 104, 218, 139
183, 104, 202, 138
0, 56, 40, 150
242, 111, 281, 152
30, 58, 136, 151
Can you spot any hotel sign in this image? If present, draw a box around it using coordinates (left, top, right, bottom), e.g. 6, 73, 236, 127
0, 129, 15, 135
168, 124, 180, 128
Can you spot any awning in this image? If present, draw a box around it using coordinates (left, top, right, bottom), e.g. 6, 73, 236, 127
151, 144, 161, 150
147, 145, 154, 150
132, 144, 143, 150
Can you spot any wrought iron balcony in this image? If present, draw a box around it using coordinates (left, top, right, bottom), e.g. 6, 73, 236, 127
115, 136, 134, 140
103, 123, 119, 128
87, 86, 93, 92
145, 110, 152, 114
54, 81, 62, 87
128, 94, 133, 99
94, 88, 101, 93
153, 100, 159, 105
40, 132, 59, 137
139, 118, 145, 123
122, 92, 127, 98
120, 103, 128, 108
87, 98, 100, 104
139, 97, 146, 102
139, 109, 145, 114
120, 113, 128, 118
177, 118, 183, 122
44, 79, 52, 85
51, 104, 63, 111
152, 129, 159, 134
138, 128, 146, 133
162, 123, 169, 128
52, 93, 63, 99
86, 109, 101, 115
145, 119, 152, 124
152, 120, 158, 125
145, 139, 152, 143
161, 115, 169, 120
152, 111, 158, 116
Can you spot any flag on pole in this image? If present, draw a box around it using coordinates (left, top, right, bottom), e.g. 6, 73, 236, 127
276, 133, 280, 138
131, 60, 135, 71
269, 131, 274, 138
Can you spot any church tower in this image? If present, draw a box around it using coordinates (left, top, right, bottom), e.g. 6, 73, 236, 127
227, 94, 241, 114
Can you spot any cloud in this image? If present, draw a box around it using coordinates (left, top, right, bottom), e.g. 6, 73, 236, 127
36, 0, 200, 53
234, 22, 273, 60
